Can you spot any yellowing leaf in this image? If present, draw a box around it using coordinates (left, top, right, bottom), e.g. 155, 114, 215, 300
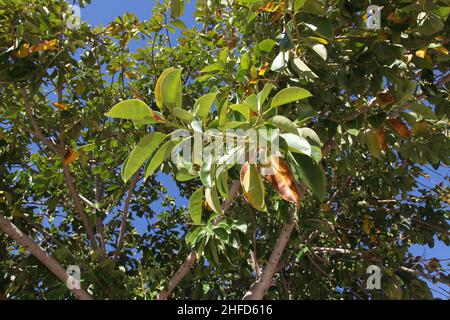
306, 36, 328, 45
415, 48, 427, 58
259, 64, 269, 76
240, 162, 267, 212
16, 44, 31, 58
434, 46, 449, 55
266, 156, 300, 206
30, 39, 58, 53
362, 217, 371, 235
256, 2, 281, 13
63, 149, 80, 165
411, 120, 428, 135
53, 102, 69, 111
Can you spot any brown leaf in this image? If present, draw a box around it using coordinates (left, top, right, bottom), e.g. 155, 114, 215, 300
388, 118, 411, 139
63, 149, 80, 165
377, 91, 395, 107
29, 39, 58, 53
378, 127, 388, 151
265, 156, 300, 206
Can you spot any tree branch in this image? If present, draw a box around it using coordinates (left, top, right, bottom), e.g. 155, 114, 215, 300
0, 213, 93, 300
242, 208, 298, 300
63, 165, 100, 252
21, 88, 59, 153
114, 173, 139, 261
157, 179, 241, 300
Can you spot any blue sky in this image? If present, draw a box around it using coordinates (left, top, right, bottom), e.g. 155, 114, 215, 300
78, 0, 449, 298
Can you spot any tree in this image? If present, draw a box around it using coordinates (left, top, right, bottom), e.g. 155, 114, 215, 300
0, 0, 449, 300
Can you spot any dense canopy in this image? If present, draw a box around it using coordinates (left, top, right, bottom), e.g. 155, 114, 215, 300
0, 0, 449, 300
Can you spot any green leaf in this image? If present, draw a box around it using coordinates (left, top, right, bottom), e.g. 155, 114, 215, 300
173, 108, 194, 122
258, 39, 277, 52
161, 68, 182, 110
311, 43, 327, 60
271, 51, 288, 72
304, 17, 333, 39
244, 94, 259, 113
106, 99, 163, 123
155, 68, 174, 110
122, 133, 167, 182
189, 187, 203, 225
144, 140, 175, 178
408, 103, 436, 120
292, 153, 326, 201
294, 0, 306, 11
229, 104, 251, 120
271, 115, 298, 134
205, 186, 222, 214
200, 156, 214, 188
216, 169, 229, 198
257, 83, 276, 106
271, 87, 312, 108
172, 19, 186, 29
194, 93, 218, 119
302, 0, 326, 15
201, 64, 223, 73
298, 127, 322, 146
282, 133, 312, 156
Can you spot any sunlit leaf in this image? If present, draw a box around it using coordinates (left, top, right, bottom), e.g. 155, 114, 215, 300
281, 133, 312, 156
122, 133, 167, 182
271, 87, 312, 108
194, 93, 218, 119
266, 156, 300, 205
189, 188, 203, 225
240, 162, 267, 212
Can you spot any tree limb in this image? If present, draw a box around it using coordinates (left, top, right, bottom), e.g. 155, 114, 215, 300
0, 213, 93, 300
157, 179, 241, 300
114, 173, 139, 261
242, 208, 298, 300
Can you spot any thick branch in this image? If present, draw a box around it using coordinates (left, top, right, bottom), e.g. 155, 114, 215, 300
157, 179, 241, 300
0, 213, 93, 300
114, 173, 139, 261
242, 209, 298, 300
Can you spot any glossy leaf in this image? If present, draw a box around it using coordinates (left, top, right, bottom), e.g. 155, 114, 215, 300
189, 188, 203, 225
266, 156, 300, 205
292, 153, 326, 201
106, 99, 164, 123
271, 87, 312, 108
240, 162, 267, 212
281, 133, 312, 156
194, 93, 218, 119
122, 133, 167, 182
